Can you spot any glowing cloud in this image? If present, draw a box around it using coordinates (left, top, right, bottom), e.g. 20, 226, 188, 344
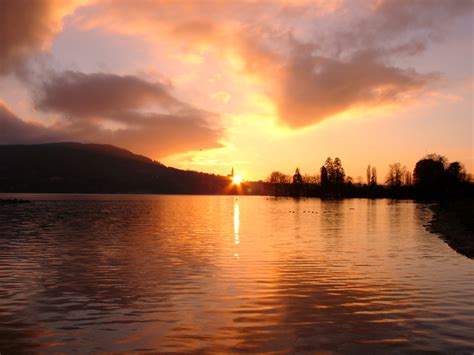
0, 0, 89, 75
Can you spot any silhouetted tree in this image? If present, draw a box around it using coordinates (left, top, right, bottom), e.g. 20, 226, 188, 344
324, 157, 334, 183
291, 167, 304, 197
314, 174, 321, 184
292, 168, 303, 185
371, 166, 377, 186
386, 163, 406, 188
267, 171, 290, 197
303, 174, 319, 184
445, 161, 468, 196
414, 155, 446, 197
333, 158, 345, 185
404, 171, 412, 186
425, 153, 448, 168
268, 171, 286, 184
320, 157, 346, 196
367, 165, 371, 185
446, 162, 466, 184
322, 157, 345, 186
320, 166, 329, 190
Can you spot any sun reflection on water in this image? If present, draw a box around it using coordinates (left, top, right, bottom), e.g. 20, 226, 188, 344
1, 196, 474, 353
234, 199, 240, 259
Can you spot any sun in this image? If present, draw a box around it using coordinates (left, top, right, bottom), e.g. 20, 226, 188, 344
232, 175, 242, 185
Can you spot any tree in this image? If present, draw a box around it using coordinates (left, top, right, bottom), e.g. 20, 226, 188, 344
425, 153, 448, 168
292, 167, 303, 185
446, 162, 466, 184
292, 167, 304, 197
324, 157, 334, 183
371, 166, 377, 186
367, 165, 371, 185
320, 166, 329, 189
413, 155, 445, 196
333, 157, 345, 185
267, 171, 290, 196
323, 157, 345, 186
404, 171, 412, 186
386, 163, 406, 187
303, 174, 319, 184
268, 171, 288, 184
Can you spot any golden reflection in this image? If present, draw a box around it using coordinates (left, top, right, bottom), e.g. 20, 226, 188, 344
234, 199, 240, 258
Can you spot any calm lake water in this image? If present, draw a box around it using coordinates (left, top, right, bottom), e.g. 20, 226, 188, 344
0, 194, 473, 353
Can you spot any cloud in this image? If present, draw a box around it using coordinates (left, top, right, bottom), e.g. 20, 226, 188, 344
372, 0, 473, 36
328, 0, 474, 58
35, 71, 181, 117
90, 111, 222, 158
271, 46, 438, 127
210, 91, 231, 103
232, 37, 436, 126
232, 0, 472, 127
2, 0, 472, 129
73, 0, 472, 127
31, 71, 223, 158
1, 71, 223, 158
0, 0, 87, 75
0, 102, 64, 144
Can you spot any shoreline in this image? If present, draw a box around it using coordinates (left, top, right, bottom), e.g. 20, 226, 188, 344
428, 199, 474, 259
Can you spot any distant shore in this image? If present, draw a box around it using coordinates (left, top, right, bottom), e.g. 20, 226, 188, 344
428, 199, 474, 259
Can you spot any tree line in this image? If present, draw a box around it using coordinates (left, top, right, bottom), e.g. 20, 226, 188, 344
266, 153, 473, 199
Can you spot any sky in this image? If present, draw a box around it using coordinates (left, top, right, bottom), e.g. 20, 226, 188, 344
0, 0, 473, 181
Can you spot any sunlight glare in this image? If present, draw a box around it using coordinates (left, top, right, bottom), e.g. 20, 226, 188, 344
232, 175, 242, 185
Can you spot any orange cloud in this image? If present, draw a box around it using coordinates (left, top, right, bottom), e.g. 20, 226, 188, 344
0, 0, 89, 75
71, 0, 473, 128
1, 70, 223, 158
270, 47, 437, 127
35, 71, 181, 118
2, 0, 472, 132
33, 71, 223, 158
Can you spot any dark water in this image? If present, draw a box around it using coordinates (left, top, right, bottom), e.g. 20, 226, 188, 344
0, 194, 473, 353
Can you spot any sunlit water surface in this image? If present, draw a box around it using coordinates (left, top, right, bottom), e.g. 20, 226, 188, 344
0, 195, 473, 353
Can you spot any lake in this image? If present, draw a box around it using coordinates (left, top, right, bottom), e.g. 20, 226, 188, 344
0, 195, 473, 353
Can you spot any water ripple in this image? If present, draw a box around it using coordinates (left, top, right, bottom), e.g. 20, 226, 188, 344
0, 195, 473, 353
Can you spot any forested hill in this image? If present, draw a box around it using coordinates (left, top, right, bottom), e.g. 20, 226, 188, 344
0, 143, 233, 194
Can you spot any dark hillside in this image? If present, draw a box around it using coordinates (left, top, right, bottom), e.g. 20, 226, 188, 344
0, 143, 231, 194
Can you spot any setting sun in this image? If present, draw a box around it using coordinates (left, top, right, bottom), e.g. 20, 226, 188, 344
1, 0, 473, 353
232, 176, 242, 185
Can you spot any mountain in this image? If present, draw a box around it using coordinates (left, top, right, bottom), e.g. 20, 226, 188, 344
0, 143, 237, 194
